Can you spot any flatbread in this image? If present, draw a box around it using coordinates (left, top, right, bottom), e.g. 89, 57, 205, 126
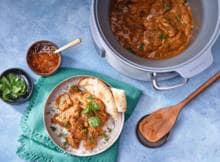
111, 88, 127, 113
78, 77, 119, 121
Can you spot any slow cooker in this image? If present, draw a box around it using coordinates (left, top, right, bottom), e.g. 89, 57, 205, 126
90, 0, 220, 90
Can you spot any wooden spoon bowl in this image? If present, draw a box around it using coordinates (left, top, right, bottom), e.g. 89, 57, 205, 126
136, 114, 169, 148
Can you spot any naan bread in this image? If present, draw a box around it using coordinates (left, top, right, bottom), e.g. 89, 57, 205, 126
78, 77, 119, 121
111, 88, 127, 113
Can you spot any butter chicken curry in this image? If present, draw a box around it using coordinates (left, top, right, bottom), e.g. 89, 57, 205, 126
110, 0, 193, 60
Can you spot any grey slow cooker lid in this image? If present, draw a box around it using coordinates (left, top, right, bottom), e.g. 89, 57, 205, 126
93, 0, 220, 71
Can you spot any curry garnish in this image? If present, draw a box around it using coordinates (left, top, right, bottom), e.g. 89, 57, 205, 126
159, 33, 168, 41
176, 15, 181, 22
139, 43, 145, 51
0, 73, 27, 101
164, 3, 171, 12
88, 116, 101, 128
102, 131, 110, 142
81, 99, 100, 114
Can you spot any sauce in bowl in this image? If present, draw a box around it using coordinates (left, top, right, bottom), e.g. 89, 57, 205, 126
27, 41, 61, 76
28, 52, 59, 74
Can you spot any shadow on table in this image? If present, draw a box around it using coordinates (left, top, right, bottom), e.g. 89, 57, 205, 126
61, 55, 75, 67
13, 103, 28, 114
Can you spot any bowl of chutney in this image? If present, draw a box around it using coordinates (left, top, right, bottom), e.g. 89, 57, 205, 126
26, 40, 61, 76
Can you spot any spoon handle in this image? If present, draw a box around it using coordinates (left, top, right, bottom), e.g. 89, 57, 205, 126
180, 71, 220, 108
54, 38, 81, 54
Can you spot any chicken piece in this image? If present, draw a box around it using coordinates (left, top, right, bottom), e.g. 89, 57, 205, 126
83, 127, 103, 150
52, 104, 81, 127
143, 29, 162, 49
149, 0, 172, 17
70, 91, 97, 108
69, 117, 87, 140
157, 17, 177, 37
69, 92, 83, 106
66, 135, 81, 149
56, 93, 72, 111
83, 137, 97, 150
87, 127, 101, 138
93, 98, 106, 111
96, 111, 109, 126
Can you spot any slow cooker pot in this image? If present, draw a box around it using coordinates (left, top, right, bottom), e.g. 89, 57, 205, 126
90, 0, 220, 90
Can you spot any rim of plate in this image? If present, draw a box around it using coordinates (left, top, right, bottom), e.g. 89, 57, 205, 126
44, 75, 125, 157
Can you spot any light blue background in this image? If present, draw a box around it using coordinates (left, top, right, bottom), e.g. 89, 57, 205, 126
0, 0, 220, 162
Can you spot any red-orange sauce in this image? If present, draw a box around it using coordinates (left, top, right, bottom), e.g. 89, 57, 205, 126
28, 52, 60, 74
110, 0, 193, 60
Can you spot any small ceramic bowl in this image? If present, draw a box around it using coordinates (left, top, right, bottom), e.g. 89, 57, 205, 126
0, 68, 34, 105
26, 40, 62, 76
136, 114, 170, 148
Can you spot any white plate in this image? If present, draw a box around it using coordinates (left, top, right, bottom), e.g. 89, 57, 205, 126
44, 75, 125, 157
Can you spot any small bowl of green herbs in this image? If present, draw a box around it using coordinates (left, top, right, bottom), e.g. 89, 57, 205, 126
0, 68, 33, 104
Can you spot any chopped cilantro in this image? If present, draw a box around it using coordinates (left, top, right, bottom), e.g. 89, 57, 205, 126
69, 85, 79, 92
102, 132, 110, 141
139, 43, 145, 51
88, 116, 101, 128
87, 95, 93, 100
0, 73, 27, 102
81, 107, 90, 114
90, 101, 100, 111
164, 3, 171, 12
81, 100, 100, 114
176, 15, 181, 22
159, 33, 168, 41
70, 85, 76, 88
82, 128, 88, 133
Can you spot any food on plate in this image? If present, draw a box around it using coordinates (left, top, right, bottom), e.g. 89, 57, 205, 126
0, 73, 27, 102
110, 0, 193, 59
27, 52, 60, 74
48, 77, 127, 152
111, 88, 127, 113
78, 77, 121, 120
52, 87, 109, 150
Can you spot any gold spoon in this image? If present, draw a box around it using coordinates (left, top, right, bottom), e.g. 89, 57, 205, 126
54, 38, 81, 54
137, 71, 220, 147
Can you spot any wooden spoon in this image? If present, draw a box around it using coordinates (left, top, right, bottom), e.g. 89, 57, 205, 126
138, 71, 220, 144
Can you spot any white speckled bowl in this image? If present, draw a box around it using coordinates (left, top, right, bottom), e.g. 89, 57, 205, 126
44, 75, 125, 157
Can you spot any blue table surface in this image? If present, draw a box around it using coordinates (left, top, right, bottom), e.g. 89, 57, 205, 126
0, 1, 220, 162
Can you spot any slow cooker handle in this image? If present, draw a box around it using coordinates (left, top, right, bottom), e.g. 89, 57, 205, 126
151, 72, 188, 91
175, 48, 213, 79
151, 47, 213, 91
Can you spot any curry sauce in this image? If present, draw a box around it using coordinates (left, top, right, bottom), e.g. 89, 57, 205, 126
110, 0, 193, 60
52, 86, 109, 150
